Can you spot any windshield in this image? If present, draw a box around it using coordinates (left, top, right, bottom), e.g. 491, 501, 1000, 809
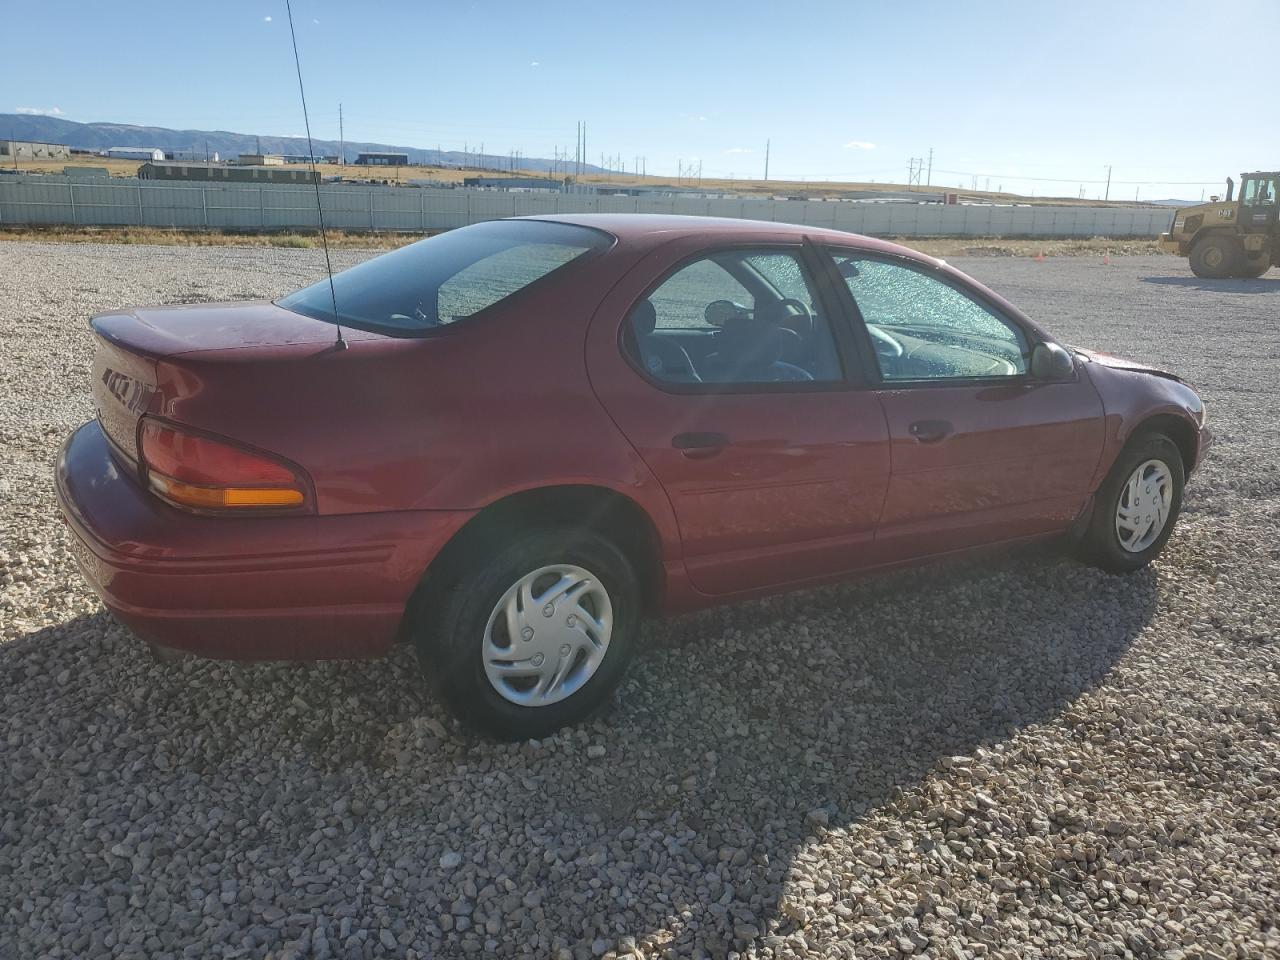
278, 220, 609, 335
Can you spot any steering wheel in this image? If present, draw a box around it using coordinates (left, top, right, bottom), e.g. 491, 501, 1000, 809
867, 324, 903, 358
773, 297, 813, 329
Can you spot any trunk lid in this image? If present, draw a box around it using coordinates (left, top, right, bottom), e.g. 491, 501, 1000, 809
91, 318, 158, 465
95, 300, 380, 357
89, 301, 382, 465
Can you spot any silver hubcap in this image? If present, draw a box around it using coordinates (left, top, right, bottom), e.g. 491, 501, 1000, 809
482, 564, 613, 707
1115, 459, 1173, 553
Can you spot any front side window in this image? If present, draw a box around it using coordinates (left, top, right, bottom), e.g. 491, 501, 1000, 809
1242, 177, 1277, 206
827, 251, 1028, 381
279, 220, 608, 335
625, 249, 843, 386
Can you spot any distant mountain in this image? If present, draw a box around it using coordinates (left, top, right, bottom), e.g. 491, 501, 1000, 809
0, 113, 604, 174
1148, 198, 1197, 207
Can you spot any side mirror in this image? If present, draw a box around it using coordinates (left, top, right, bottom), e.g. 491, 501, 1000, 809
1031, 341, 1075, 381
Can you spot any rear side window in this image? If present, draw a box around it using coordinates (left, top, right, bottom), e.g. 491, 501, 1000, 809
279, 220, 608, 335
647, 259, 751, 331
625, 248, 844, 386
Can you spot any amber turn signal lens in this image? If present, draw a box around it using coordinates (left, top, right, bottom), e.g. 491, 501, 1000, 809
147, 473, 306, 510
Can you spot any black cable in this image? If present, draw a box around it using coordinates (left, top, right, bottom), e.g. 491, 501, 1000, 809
284, 0, 345, 350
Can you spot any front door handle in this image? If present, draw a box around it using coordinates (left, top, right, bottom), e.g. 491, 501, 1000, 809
908, 419, 952, 443
672, 431, 730, 454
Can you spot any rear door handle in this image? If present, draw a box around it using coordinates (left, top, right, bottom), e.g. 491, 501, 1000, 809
672, 431, 730, 452
908, 419, 952, 443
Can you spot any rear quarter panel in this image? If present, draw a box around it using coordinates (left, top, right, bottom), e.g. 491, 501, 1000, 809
152, 247, 685, 556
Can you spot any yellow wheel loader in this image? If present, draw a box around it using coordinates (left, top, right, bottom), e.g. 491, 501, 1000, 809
1159, 172, 1278, 278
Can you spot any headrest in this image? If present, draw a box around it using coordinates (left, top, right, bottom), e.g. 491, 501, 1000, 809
630, 300, 657, 336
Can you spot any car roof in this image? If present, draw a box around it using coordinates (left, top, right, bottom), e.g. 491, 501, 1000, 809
514, 212, 923, 258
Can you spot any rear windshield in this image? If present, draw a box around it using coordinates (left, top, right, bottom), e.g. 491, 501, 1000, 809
278, 220, 609, 335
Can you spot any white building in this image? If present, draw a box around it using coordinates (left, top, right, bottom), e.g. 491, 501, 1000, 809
106, 147, 165, 162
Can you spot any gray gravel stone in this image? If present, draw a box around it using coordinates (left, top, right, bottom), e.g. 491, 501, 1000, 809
2, 245, 1279, 959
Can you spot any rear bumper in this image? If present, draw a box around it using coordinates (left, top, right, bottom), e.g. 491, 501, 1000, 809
55, 421, 474, 661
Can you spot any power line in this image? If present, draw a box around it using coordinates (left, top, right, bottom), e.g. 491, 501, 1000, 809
930, 167, 1219, 186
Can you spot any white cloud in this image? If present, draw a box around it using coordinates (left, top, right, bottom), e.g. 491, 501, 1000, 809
263, 15, 272, 21
15, 106, 62, 116
843, 140, 876, 150
696, 115, 707, 121
530, 60, 540, 67
724, 147, 753, 155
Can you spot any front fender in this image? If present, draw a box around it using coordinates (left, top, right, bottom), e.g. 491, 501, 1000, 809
1082, 361, 1206, 488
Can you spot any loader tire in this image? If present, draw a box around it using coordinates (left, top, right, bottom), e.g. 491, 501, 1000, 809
1188, 233, 1239, 279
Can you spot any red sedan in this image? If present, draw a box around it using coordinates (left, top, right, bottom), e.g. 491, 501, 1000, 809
57, 215, 1209, 738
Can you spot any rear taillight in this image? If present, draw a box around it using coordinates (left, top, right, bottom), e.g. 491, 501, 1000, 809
138, 418, 311, 513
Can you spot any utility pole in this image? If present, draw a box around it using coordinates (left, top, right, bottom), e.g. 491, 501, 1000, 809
764, 138, 770, 181
927, 147, 933, 185
338, 103, 344, 165
907, 157, 922, 187
1104, 164, 1112, 202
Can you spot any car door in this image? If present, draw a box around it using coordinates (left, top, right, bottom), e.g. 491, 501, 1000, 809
819, 247, 1105, 563
585, 237, 890, 596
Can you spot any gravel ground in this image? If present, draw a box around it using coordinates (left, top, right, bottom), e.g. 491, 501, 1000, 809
1, 243, 1278, 960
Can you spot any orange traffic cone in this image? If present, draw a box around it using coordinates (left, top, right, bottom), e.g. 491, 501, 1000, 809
1103, 252, 1111, 266
1034, 251, 1045, 263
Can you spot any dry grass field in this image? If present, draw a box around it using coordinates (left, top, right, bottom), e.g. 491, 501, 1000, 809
6, 156, 1155, 208
0, 224, 1170, 258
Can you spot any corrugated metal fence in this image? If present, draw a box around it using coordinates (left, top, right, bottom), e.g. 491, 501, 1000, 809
0, 175, 1175, 238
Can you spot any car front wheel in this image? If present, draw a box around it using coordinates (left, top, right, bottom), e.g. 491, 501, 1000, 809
414, 527, 639, 739
1078, 432, 1185, 574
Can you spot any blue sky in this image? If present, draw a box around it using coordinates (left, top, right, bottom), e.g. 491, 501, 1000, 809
7, 0, 1279, 198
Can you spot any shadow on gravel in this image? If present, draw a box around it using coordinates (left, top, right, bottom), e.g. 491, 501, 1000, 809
1, 547, 1159, 957
1140, 275, 1280, 293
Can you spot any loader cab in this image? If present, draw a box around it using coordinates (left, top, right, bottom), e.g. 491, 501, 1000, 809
1239, 172, 1280, 236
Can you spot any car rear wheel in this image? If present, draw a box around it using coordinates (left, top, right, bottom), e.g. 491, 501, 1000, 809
413, 527, 639, 740
1188, 234, 1239, 279
1077, 433, 1185, 574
